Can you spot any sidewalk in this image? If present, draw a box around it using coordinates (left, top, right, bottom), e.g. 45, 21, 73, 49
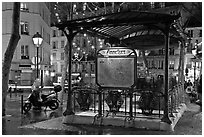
2, 93, 202, 135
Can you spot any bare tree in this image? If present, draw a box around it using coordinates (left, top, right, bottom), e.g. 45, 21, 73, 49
2, 2, 21, 116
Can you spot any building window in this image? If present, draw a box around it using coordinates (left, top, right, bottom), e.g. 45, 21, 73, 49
169, 60, 175, 69
199, 30, 202, 37
52, 53, 56, 60
61, 64, 64, 72
20, 3, 29, 11
48, 33, 50, 44
148, 60, 152, 69
158, 60, 162, 69
61, 40, 65, 48
61, 52, 64, 60
52, 41, 58, 49
152, 60, 155, 69
160, 2, 165, 8
150, 2, 155, 9
53, 30, 57, 37
53, 63, 58, 72
187, 43, 193, 53
188, 30, 193, 37
161, 61, 164, 69
169, 48, 174, 55
21, 45, 29, 59
158, 49, 164, 55
20, 21, 29, 35
158, 60, 164, 69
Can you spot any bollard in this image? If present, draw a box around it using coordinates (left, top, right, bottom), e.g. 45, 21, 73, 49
21, 95, 23, 114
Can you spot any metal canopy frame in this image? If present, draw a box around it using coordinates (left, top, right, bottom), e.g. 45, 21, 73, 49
55, 10, 184, 124
55, 10, 181, 48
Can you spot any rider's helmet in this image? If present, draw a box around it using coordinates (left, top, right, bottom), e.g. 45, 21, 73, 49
54, 85, 62, 92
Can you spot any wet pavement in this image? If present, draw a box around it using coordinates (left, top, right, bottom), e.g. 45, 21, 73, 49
2, 92, 202, 135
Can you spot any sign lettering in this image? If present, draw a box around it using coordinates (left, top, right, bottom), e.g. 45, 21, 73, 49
99, 48, 133, 56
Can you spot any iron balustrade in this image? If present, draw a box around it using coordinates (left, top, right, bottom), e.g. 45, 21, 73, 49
168, 83, 185, 117
72, 87, 166, 119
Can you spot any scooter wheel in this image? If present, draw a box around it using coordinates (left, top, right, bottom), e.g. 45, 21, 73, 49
48, 100, 59, 110
23, 103, 32, 112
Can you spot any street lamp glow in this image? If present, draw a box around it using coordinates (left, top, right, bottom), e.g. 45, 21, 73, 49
32, 32, 43, 47
32, 32, 43, 79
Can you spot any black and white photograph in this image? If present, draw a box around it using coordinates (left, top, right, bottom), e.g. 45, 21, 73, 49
2, 1, 202, 135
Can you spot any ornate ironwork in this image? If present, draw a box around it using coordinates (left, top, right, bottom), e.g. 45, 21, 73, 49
76, 89, 93, 111
138, 91, 155, 115
105, 90, 124, 116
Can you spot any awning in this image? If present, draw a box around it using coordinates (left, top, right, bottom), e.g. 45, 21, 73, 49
55, 10, 182, 49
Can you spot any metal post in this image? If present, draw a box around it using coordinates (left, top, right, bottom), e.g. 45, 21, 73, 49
36, 46, 39, 78
180, 40, 185, 103
161, 24, 172, 124
129, 92, 133, 117
21, 95, 23, 114
41, 70, 43, 88
98, 90, 102, 116
194, 61, 196, 87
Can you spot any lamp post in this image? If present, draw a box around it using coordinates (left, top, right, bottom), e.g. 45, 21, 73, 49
32, 32, 43, 79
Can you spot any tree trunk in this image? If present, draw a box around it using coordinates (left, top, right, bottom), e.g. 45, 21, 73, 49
178, 40, 185, 83
2, 2, 20, 116
63, 30, 76, 116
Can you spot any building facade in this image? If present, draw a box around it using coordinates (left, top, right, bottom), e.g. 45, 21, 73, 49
2, 2, 52, 86
50, 26, 106, 83
136, 26, 202, 84
185, 27, 202, 82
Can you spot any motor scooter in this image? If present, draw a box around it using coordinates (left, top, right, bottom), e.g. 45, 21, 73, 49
23, 85, 62, 112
